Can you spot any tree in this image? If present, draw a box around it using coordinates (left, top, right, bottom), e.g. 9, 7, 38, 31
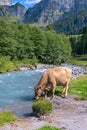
44, 31, 71, 64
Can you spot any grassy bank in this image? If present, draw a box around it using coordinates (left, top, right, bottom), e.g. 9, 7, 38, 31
0, 56, 38, 73
0, 111, 17, 126
55, 76, 87, 100
69, 76, 87, 100
68, 55, 87, 66
0, 55, 87, 73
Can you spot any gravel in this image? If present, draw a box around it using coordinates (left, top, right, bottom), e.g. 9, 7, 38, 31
0, 96, 87, 130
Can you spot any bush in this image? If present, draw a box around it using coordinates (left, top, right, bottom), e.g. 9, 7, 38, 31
0, 56, 19, 73
37, 125, 60, 130
32, 98, 53, 117
19, 57, 38, 66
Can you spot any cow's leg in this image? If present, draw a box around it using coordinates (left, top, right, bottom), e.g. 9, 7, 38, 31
52, 84, 56, 98
45, 90, 48, 99
65, 82, 69, 97
62, 87, 66, 96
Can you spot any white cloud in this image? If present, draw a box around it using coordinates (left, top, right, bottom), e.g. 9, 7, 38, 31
12, 0, 18, 5
25, 0, 41, 5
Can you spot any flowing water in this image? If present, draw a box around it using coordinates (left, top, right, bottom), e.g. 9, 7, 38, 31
0, 69, 46, 118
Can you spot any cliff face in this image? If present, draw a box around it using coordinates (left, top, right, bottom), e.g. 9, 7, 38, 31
23, 0, 74, 24
74, 0, 87, 12
53, 0, 87, 34
0, 0, 12, 6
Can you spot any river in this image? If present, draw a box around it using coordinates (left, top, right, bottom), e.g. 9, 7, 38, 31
0, 69, 47, 118
0, 65, 86, 118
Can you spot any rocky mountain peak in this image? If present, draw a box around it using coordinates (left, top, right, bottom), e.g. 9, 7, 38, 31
0, 2, 27, 19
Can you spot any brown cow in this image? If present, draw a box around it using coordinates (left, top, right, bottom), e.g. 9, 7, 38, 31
34, 67, 72, 99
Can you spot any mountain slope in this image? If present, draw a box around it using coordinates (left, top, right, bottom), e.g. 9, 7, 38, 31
53, 0, 87, 34
53, 9, 87, 34
23, 0, 74, 24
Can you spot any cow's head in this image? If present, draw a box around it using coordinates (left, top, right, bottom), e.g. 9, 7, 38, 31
34, 85, 44, 99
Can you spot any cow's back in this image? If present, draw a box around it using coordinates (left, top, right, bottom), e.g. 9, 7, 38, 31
46, 67, 72, 86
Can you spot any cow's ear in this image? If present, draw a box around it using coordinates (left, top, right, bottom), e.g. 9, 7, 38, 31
38, 86, 41, 89
38, 86, 42, 90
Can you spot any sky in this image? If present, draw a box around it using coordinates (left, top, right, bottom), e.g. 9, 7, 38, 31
12, 0, 41, 8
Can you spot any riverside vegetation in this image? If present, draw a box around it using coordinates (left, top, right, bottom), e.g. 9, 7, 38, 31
0, 18, 71, 73
32, 98, 53, 117
0, 112, 16, 126
0, 18, 87, 73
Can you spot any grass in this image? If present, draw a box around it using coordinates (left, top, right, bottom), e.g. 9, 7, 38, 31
68, 55, 87, 66
55, 76, 87, 100
0, 111, 17, 126
37, 125, 60, 130
69, 76, 87, 100
32, 98, 53, 117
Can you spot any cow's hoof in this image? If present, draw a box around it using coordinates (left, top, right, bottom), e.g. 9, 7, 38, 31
61, 95, 66, 98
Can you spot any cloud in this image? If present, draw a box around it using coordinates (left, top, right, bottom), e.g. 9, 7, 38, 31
12, 0, 18, 5
25, 0, 41, 5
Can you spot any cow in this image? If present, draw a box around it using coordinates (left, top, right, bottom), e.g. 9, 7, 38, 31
34, 67, 72, 99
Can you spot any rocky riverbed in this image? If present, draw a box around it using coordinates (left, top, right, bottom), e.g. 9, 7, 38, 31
61, 63, 86, 79
21, 63, 87, 79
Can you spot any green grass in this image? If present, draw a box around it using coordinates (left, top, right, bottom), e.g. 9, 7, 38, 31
55, 76, 87, 100
68, 55, 87, 66
37, 125, 60, 130
69, 76, 87, 100
0, 111, 17, 126
32, 98, 53, 117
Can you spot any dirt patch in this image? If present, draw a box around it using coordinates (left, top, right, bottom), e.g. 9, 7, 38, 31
0, 96, 87, 130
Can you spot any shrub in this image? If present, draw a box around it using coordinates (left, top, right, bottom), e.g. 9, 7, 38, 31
32, 98, 53, 117
0, 56, 18, 73
37, 125, 60, 130
0, 111, 17, 126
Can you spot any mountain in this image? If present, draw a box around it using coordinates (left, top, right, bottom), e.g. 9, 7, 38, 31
53, 9, 87, 34
23, 0, 87, 34
53, 0, 87, 34
0, 2, 27, 19
23, 0, 74, 24
0, 0, 87, 34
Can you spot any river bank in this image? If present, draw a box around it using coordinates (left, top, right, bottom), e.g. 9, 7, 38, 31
0, 95, 87, 130
20, 63, 87, 80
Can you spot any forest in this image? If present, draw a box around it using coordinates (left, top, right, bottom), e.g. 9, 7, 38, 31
0, 17, 87, 73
